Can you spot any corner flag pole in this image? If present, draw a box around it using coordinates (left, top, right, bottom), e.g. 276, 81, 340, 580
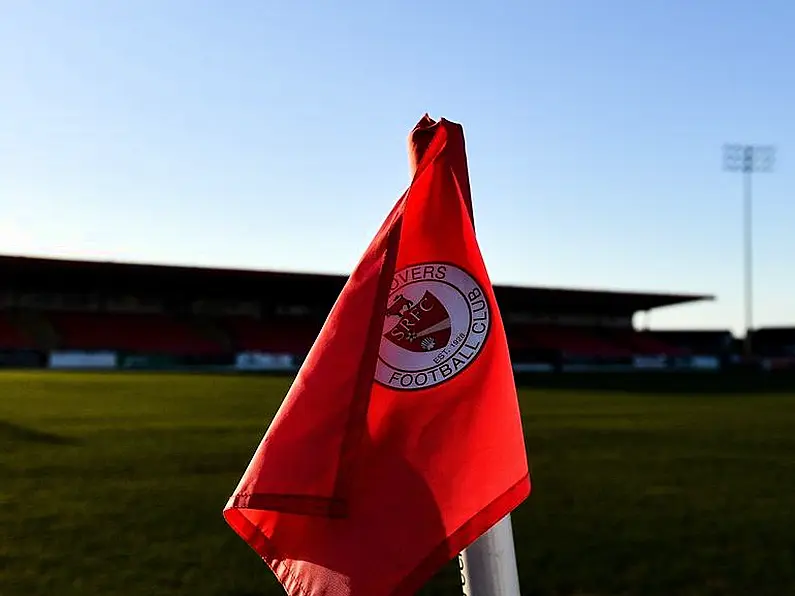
459, 514, 522, 596
407, 115, 523, 596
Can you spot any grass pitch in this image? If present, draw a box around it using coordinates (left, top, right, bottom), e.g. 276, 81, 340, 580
1, 371, 794, 595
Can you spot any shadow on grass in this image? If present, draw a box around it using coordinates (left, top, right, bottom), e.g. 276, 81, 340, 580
0, 420, 81, 446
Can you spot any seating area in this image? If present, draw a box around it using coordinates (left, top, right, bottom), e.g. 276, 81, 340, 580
605, 329, 686, 356
526, 325, 631, 357
49, 312, 223, 355
507, 324, 685, 359
0, 308, 729, 362
750, 327, 795, 357
0, 310, 324, 356
0, 313, 32, 349
643, 330, 734, 354
224, 316, 321, 354
44, 312, 322, 356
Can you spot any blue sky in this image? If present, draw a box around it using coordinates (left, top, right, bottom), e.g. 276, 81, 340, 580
1, 1, 793, 332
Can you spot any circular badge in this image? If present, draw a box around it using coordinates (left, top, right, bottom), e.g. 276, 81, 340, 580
375, 262, 491, 390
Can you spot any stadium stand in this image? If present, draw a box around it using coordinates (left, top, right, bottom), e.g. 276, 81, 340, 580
751, 327, 795, 357
0, 254, 720, 370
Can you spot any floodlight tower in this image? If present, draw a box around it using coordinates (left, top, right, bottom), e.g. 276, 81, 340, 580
722, 144, 776, 358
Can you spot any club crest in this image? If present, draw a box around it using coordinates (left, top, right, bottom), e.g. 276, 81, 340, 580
375, 263, 491, 390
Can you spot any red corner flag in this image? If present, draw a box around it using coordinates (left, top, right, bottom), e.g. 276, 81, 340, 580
224, 116, 530, 596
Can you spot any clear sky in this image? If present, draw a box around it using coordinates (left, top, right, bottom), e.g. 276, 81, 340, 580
1, 1, 793, 333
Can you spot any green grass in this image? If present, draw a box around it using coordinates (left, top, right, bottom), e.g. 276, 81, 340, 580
1, 371, 794, 595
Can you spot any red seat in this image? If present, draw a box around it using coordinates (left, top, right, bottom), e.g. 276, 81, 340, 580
646, 330, 733, 354
609, 329, 685, 356
510, 325, 630, 357
0, 313, 32, 349
226, 317, 320, 353
50, 312, 222, 355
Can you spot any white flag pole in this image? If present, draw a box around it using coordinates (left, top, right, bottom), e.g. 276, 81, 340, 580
458, 514, 522, 596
